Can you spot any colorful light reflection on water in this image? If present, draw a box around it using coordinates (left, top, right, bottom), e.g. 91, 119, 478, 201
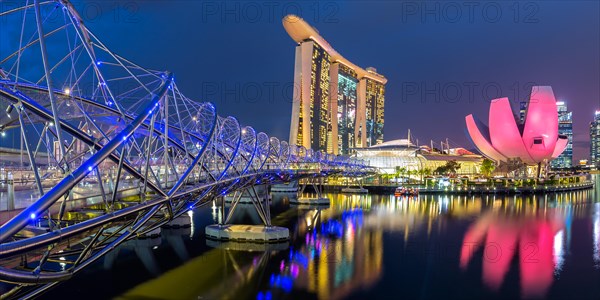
39, 178, 600, 300
254, 189, 600, 300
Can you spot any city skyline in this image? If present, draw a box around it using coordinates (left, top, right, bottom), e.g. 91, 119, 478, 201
1, 1, 597, 161
0, 2, 599, 299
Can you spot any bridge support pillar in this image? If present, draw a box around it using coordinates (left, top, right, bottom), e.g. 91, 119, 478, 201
224, 185, 269, 204
292, 176, 329, 205
205, 184, 289, 242
271, 181, 298, 193
205, 224, 289, 243
7, 173, 14, 210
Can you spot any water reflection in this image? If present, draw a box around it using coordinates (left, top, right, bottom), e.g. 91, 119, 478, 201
257, 190, 597, 300
40, 185, 600, 300
455, 190, 594, 299
258, 196, 382, 300
104, 226, 192, 276
460, 212, 564, 298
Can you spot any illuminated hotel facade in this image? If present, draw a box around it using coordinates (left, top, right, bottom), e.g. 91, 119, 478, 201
284, 15, 387, 155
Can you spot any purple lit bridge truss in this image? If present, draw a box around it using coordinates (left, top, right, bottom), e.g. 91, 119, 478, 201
0, 1, 375, 297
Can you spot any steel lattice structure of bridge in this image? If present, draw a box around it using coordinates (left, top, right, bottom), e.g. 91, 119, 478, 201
0, 1, 375, 297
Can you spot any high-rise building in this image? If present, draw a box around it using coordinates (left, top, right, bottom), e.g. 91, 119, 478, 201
551, 102, 573, 169
364, 71, 386, 147
519, 101, 527, 123
284, 15, 387, 155
590, 111, 600, 166
519, 100, 572, 169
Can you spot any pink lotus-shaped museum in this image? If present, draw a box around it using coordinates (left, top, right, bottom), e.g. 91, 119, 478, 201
465, 86, 568, 165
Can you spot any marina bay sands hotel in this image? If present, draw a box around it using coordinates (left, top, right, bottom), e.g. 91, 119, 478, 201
284, 15, 387, 155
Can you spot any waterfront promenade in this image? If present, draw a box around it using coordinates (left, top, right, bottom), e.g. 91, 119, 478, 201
324, 181, 594, 195
320, 175, 595, 195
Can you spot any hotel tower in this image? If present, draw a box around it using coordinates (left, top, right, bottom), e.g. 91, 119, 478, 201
283, 15, 387, 155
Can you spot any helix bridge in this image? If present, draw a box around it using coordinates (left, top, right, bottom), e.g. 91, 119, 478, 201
0, 1, 375, 297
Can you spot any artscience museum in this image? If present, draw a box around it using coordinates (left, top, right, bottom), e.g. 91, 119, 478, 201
465, 86, 568, 176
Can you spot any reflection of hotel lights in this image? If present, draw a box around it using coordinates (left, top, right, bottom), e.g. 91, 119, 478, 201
345, 221, 355, 242
269, 274, 293, 292
305, 214, 312, 228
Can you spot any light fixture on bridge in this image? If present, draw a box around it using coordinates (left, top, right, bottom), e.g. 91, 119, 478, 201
64, 88, 71, 96
48, 122, 54, 127
5, 104, 13, 118
0, 131, 5, 137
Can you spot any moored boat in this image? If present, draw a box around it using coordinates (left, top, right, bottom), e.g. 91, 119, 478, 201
394, 186, 418, 196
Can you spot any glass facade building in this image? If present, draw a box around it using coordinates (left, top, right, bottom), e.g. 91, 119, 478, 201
308, 42, 331, 151
336, 64, 358, 154
365, 74, 385, 147
355, 139, 483, 175
591, 111, 600, 166
519, 101, 527, 123
551, 102, 573, 169
285, 15, 387, 154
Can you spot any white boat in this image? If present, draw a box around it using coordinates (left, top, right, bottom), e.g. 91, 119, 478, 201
341, 187, 368, 194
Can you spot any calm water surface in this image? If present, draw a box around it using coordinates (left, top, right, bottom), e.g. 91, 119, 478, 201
43, 178, 600, 299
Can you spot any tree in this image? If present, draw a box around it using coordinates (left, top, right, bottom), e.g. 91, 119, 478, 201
407, 169, 417, 182
417, 168, 432, 183
434, 165, 447, 175
480, 158, 496, 178
395, 166, 407, 182
423, 168, 432, 177
445, 160, 461, 174
435, 160, 461, 176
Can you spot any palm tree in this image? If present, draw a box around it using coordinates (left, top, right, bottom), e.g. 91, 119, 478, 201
395, 166, 407, 183
480, 158, 496, 178
418, 168, 432, 184
409, 169, 419, 183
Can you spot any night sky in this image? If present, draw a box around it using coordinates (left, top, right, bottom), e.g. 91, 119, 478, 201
13, 1, 600, 160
